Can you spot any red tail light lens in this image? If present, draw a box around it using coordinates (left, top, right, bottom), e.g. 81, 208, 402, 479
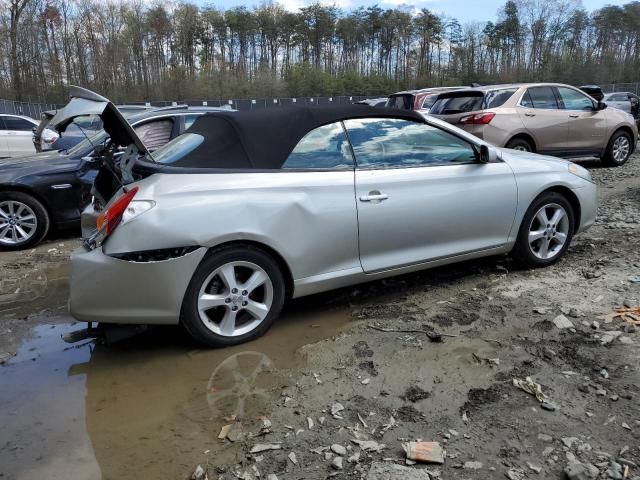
459, 113, 496, 125
97, 187, 139, 235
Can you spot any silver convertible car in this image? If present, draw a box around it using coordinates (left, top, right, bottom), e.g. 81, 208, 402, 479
62, 87, 598, 346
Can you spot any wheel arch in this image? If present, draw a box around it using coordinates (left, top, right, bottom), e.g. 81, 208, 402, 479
540, 185, 581, 234
204, 240, 295, 299
609, 125, 636, 152
506, 132, 537, 152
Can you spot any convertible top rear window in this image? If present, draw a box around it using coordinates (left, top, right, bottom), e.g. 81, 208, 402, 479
154, 134, 204, 164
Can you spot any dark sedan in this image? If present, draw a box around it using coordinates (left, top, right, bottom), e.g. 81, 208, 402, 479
0, 106, 230, 249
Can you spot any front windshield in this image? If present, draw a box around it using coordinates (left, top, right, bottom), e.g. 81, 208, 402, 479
152, 133, 204, 164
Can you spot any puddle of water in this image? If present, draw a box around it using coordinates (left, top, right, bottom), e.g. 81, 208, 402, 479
0, 305, 350, 479
0, 262, 70, 317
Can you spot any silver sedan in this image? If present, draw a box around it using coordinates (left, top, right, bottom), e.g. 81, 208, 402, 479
62, 87, 598, 347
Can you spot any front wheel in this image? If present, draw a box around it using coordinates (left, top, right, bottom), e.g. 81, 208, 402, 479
512, 192, 575, 268
602, 130, 632, 166
0, 192, 50, 250
181, 246, 286, 347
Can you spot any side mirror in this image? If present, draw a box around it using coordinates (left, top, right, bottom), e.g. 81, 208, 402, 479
596, 101, 607, 111
478, 144, 491, 163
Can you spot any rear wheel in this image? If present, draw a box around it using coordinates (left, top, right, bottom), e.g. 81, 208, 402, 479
0, 192, 50, 250
506, 137, 533, 152
602, 129, 632, 166
512, 191, 574, 268
181, 246, 286, 347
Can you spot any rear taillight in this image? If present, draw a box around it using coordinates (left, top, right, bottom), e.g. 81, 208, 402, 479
459, 113, 496, 125
97, 187, 139, 236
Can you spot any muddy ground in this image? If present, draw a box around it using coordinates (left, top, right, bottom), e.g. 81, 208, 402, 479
1, 156, 639, 480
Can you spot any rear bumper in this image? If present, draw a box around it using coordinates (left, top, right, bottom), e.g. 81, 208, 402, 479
69, 245, 207, 325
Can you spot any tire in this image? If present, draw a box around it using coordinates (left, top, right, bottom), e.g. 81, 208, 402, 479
0, 191, 50, 250
602, 129, 633, 167
512, 191, 575, 268
181, 246, 286, 347
506, 137, 533, 152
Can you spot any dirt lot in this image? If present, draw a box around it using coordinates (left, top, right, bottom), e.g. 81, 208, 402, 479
1, 156, 639, 480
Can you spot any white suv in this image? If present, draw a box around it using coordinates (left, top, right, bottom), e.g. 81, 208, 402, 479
0, 114, 58, 158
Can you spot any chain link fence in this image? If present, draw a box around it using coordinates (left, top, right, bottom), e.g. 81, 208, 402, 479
600, 83, 640, 94
0, 95, 372, 119
0, 99, 62, 119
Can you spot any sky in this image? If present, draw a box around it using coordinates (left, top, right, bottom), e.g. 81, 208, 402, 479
206, 0, 631, 23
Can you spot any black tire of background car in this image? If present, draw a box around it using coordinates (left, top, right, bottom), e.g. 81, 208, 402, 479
505, 137, 533, 152
0, 191, 50, 250
602, 129, 633, 167
511, 191, 575, 268
180, 245, 286, 347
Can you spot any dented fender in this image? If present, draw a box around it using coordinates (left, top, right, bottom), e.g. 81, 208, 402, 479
101, 170, 362, 282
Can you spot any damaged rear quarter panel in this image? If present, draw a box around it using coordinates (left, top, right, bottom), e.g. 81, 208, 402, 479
102, 170, 361, 281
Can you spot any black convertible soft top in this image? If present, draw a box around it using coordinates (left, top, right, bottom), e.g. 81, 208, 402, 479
178, 105, 426, 169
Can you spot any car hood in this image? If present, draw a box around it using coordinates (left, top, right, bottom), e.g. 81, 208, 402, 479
498, 148, 573, 173
0, 151, 82, 182
50, 86, 147, 155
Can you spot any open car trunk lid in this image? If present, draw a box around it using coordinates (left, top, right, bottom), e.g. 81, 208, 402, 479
32, 110, 56, 152
50, 86, 148, 156
52, 86, 152, 207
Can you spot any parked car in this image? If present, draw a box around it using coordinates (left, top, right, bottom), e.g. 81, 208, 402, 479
1, 114, 58, 158
429, 83, 638, 166
579, 85, 605, 102
0, 104, 231, 250
59, 86, 597, 347
35, 105, 159, 153
355, 98, 388, 107
603, 91, 640, 119
386, 87, 463, 113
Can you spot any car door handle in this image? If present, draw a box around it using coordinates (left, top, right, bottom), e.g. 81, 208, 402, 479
569, 114, 579, 118
524, 111, 536, 117
360, 193, 389, 202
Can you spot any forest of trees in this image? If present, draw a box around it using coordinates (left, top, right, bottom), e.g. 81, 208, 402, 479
1, 0, 639, 103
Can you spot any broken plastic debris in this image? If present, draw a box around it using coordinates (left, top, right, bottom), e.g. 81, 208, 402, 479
250, 443, 282, 453
218, 424, 233, 440
331, 402, 345, 419
191, 465, 206, 480
513, 377, 546, 402
288, 452, 298, 465
401, 441, 445, 464
600, 306, 640, 325
351, 439, 386, 452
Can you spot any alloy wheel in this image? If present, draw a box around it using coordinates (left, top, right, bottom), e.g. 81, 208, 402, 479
513, 145, 529, 152
612, 135, 630, 163
528, 203, 570, 260
0, 200, 38, 245
197, 261, 274, 337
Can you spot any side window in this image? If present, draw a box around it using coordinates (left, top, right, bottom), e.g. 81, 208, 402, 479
0, 117, 6, 130
421, 95, 437, 110
134, 119, 174, 150
282, 122, 354, 170
484, 89, 517, 108
344, 118, 477, 169
523, 87, 559, 109
3, 116, 34, 131
183, 114, 201, 131
557, 87, 594, 111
